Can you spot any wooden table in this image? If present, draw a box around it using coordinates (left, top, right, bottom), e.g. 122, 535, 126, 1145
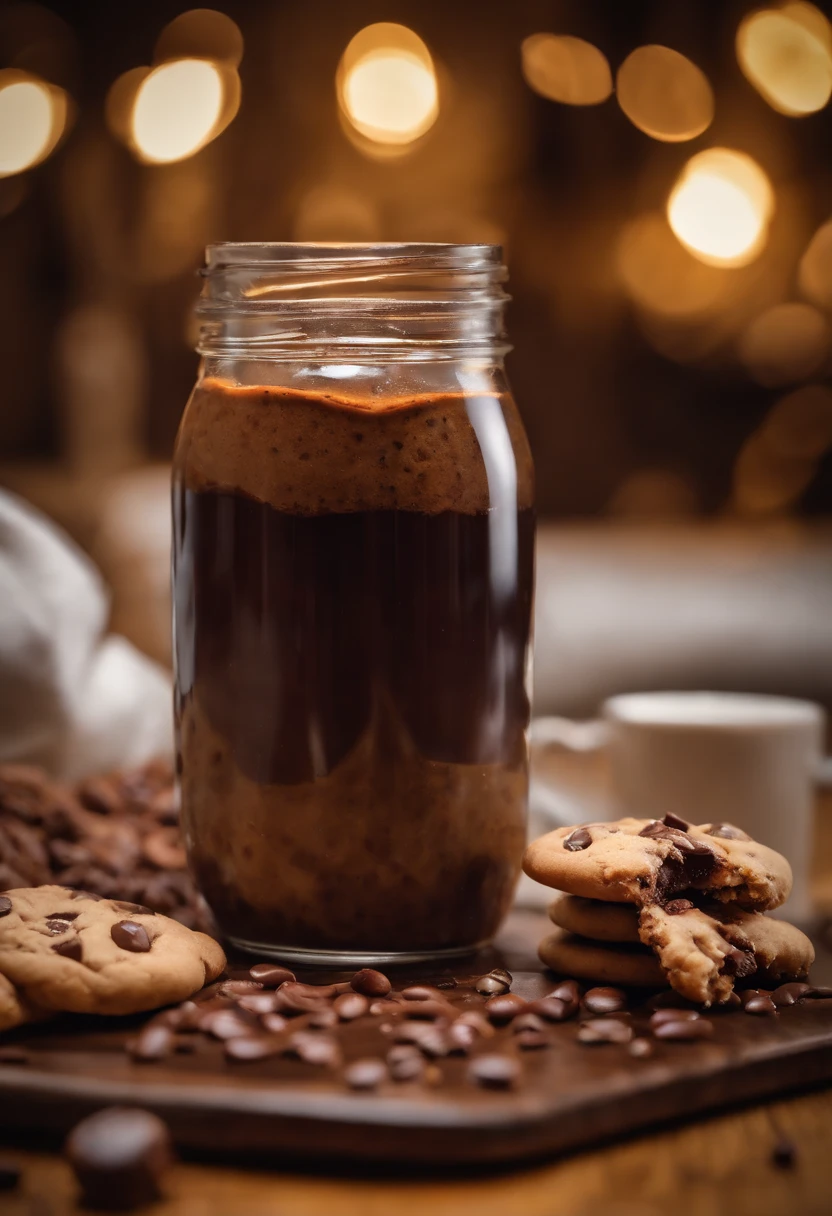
4, 799, 832, 1216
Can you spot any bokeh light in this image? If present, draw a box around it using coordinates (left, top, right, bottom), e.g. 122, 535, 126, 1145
738, 302, 830, 385
760, 384, 832, 458
798, 218, 832, 309
0, 70, 67, 177
732, 431, 817, 515
667, 148, 774, 267
616, 45, 714, 142
154, 9, 244, 67
131, 60, 224, 164
616, 212, 727, 317
337, 24, 438, 147
521, 33, 612, 106
737, 4, 832, 117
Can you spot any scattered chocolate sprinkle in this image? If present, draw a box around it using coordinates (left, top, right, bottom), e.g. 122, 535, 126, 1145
236, 993, 280, 1016
771, 1134, 798, 1170
563, 826, 592, 852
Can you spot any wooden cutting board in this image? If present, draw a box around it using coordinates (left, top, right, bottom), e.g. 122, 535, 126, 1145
1, 910, 831, 1166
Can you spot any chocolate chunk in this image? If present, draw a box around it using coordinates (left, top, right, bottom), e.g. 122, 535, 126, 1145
0, 896, 12, 917
0, 1046, 29, 1064
51, 937, 83, 962
218, 980, 264, 997
527, 997, 572, 1022
68, 889, 103, 901
344, 1058, 388, 1090
583, 987, 627, 1015
65, 1106, 172, 1211
392, 1021, 450, 1056
484, 994, 527, 1023
578, 1018, 633, 1044
402, 998, 454, 1020
467, 1054, 520, 1089
474, 974, 509, 996
706, 823, 751, 841
45, 910, 79, 923
260, 1012, 289, 1034
333, 992, 369, 1021
652, 1018, 714, 1040
248, 963, 295, 988
548, 978, 582, 1006
664, 899, 694, 915
112, 901, 156, 916
805, 986, 832, 999
662, 813, 691, 832
453, 1011, 494, 1038
198, 1009, 254, 1040
350, 968, 392, 997
515, 1028, 549, 1050
111, 921, 151, 953
772, 982, 812, 1007
387, 1044, 425, 1081
446, 1021, 478, 1053
0, 1157, 21, 1191
401, 985, 447, 1001
629, 1037, 654, 1058
563, 826, 592, 852
225, 1035, 281, 1062
369, 999, 400, 1016
285, 1031, 342, 1067
650, 1009, 701, 1029
236, 993, 280, 1015
274, 982, 331, 1014
743, 994, 778, 1016
512, 1013, 546, 1034
128, 1024, 174, 1063
488, 967, 513, 986
721, 946, 757, 978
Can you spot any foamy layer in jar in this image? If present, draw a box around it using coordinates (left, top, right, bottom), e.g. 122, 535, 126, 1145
175, 378, 534, 516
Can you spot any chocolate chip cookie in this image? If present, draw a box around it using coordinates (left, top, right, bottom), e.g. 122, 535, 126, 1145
548, 892, 642, 943
538, 928, 665, 987
0, 886, 226, 1030
523, 817, 792, 910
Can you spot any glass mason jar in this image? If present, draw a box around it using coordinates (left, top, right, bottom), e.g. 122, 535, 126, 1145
172, 243, 535, 964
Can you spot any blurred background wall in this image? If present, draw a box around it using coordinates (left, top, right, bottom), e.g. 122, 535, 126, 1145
0, 0, 830, 712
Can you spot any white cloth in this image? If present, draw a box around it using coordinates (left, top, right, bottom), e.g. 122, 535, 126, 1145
0, 489, 172, 779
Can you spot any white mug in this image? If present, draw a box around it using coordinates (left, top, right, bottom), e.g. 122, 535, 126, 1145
528, 691, 830, 922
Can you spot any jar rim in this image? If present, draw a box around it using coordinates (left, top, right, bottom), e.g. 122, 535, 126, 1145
204, 242, 503, 271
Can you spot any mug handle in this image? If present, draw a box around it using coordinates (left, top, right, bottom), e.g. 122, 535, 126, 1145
529, 716, 611, 829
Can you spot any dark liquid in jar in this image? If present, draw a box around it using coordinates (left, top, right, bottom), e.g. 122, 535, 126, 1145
173, 381, 534, 953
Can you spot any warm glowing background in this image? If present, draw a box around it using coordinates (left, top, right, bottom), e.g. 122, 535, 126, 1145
2, 0, 832, 537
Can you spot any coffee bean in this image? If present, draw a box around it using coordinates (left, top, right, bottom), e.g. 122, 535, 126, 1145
527, 997, 571, 1022
260, 1013, 289, 1034
218, 980, 264, 998
649, 1009, 701, 1029
401, 985, 447, 1002
468, 1054, 520, 1089
111, 921, 151, 953
51, 937, 83, 962
629, 1037, 654, 1059
112, 901, 156, 917
662, 813, 690, 832
0, 1046, 28, 1064
344, 1058, 388, 1090
771, 982, 812, 1007
563, 826, 592, 852
583, 987, 627, 1015
446, 1021, 478, 1053
453, 1011, 494, 1038
485, 994, 527, 1023
65, 1106, 172, 1211
45, 910, 79, 923
285, 1031, 342, 1067
578, 1018, 633, 1044
350, 968, 392, 997
248, 963, 296, 988
706, 823, 750, 841
237, 993, 281, 1015
128, 1024, 174, 1063
743, 995, 778, 1016
664, 899, 694, 915
334, 993, 369, 1021
512, 1013, 546, 1034
0, 896, 11, 917
225, 1035, 280, 1062
387, 1045, 425, 1081
548, 979, 582, 1006
516, 1029, 550, 1050
489, 968, 513, 987
0, 1157, 21, 1191
653, 1018, 714, 1040
474, 975, 509, 996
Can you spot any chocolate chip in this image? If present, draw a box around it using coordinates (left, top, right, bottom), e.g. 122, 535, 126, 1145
721, 947, 757, 978
484, 994, 527, 1023
0, 1157, 21, 1191
401, 985, 447, 1001
549, 978, 582, 1005
446, 1021, 478, 1053
488, 968, 513, 986
402, 998, 454, 1020
285, 1031, 342, 1067
111, 920, 151, 953
453, 1011, 494, 1038
199, 1009, 254, 1040
350, 968, 392, 997
68, 889, 103, 900
578, 1018, 633, 1044
512, 1013, 547, 1034
474, 975, 509, 996
0, 896, 11, 917
344, 1058, 388, 1090
706, 823, 751, 841
662, 813, 690, 832
45, 911, 79, 923
369, 999, 400, 1016
0, 1046, 29, 1064
260, 1012, 289, 1034
218, 981, 264, 998
629, 1037, 654, 1058
771, 982, 813, 1007
468, 1054, 520, 1089
387, 1045, 425, 1081
225, 1035, 281, 1062
583, 987, 627, 1015
393, 1022, 450, 1057
236, 993, 281, 1016
248, 963, 295, 988
650, 1009, 701, 1028
52, 937, 83, 962
563, 826, 592, 852
334, 992, 369, 1021
112, 901, 156, 916
515, 1028, 550, 1050
804, 986, 832, 999
128, 1024, 174, 1062
65, 1107, 172, 1211
743, 994, 778, 1016
652, 1018, 714, 1040
664, 899, 694, 915
527, 997, 572, 1022
274, 982, 332, 1014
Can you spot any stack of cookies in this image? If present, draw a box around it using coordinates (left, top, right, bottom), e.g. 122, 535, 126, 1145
523, 815, 814, 1006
